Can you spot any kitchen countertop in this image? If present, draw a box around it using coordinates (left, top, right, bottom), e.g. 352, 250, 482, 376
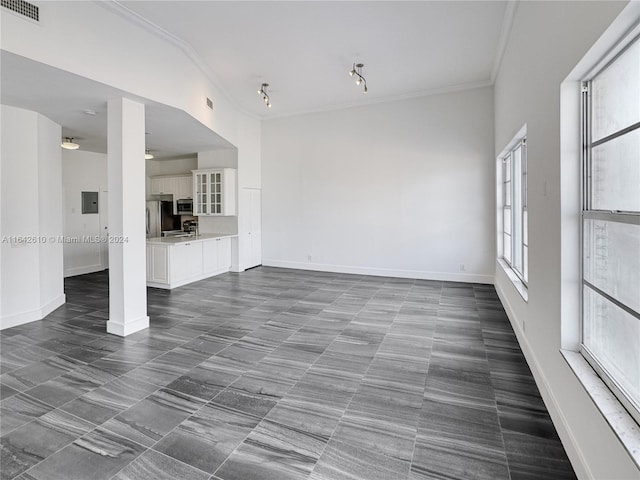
146, 233, 237, 245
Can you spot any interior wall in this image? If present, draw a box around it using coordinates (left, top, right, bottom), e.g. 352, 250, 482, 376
1, 105, 64, 329
261, 87, 495, 282
236, 114, 262, 271
61, 149, 107, 277
0, 1, 239, 146
493, 1, 638, 478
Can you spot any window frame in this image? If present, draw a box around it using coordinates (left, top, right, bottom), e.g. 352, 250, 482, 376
501, 137, 528, 287
580, 33, 640, 426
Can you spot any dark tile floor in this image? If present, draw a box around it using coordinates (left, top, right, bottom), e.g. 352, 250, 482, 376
0, 267, 577, 480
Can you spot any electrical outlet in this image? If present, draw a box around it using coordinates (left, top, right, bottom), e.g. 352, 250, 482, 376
459, 264, 465, 272
307, 255, 312, 262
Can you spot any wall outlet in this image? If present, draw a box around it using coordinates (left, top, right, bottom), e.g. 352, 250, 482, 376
459, 264, 465, 272
307, 255, 312, 262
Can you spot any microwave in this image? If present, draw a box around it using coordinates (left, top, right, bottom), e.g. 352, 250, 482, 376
176, 198, 193, 215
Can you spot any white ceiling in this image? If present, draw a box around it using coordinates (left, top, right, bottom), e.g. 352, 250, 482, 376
0, 51, 233, 159
1, 1, 512, 159
118, 0, 511, 118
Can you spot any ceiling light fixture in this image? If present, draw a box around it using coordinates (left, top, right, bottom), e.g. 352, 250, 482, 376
258, 83, 272, 108
349, 63, 368, 94
145, 149, 154, 160
61, 137, 79, 150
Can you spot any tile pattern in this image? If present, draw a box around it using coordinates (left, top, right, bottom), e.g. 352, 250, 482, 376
0, 268, 577, 480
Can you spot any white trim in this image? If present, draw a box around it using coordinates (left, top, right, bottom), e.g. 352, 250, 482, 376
263, 81, 493, 121
100, 0, 256, 120
262, 259, 493, 284
101, 1, 494, 122
497, 258, 528, 302
0, 294, 65, 330
64, 264, 105, 278
494, 280, 591, 480
106, 315, 149, 337
562, 350, 640, 469
146, 267, 230, 290
491, 0, 519, 83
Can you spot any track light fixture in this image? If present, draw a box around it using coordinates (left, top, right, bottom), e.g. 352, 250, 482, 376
145, 149, 154, 160
61, 137, 79, 150
258, 83, 272, 108
349, 63, 368, 94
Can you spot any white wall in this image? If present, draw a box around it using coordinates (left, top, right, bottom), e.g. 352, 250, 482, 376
493, 1, 638, 479
0, 1, 239, 146
61, 150, 107, 277
2, 1, 262, 280
261, 87, 495, 282
1, 105, 64, 329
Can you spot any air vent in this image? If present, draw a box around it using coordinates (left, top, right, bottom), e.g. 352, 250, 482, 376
1, 0, 39, 21
206, 97, 213, 110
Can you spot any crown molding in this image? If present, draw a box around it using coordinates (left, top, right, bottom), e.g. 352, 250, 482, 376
261, 80, 494, 121
98, 0, 259, 120
491, 0, 519, 83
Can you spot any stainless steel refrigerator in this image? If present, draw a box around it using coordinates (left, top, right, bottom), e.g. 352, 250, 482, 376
146, 200, 181, 238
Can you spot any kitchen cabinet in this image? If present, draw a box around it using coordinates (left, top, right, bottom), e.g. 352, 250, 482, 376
174, 176, 192, 200
150, 176, 174, 195
170, 241, 203, 283
192, 168, 237, 216
147, 244, 169, 284
146, 234, 234, 289
203, 237, 231, 274
150, 174, 192, 215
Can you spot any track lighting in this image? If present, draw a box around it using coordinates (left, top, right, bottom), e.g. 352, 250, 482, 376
258, 83, 272, 108
61, 137, 79, 150
145, 149, 154, 160
349, 63, 368, 94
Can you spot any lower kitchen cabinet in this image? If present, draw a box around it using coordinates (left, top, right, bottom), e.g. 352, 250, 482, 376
146, 235, 234, 289
203, 237, 231, 274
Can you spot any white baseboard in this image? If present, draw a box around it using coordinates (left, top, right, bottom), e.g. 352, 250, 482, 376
494, 280, 590, 480
147, 267, 231, 290
106, 315, 149, 337
64, 264, 105, 278
0, 293, 66, 330
262, 259, 493, 284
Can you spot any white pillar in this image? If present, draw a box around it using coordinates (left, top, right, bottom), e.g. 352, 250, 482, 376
106, 98, 149, 336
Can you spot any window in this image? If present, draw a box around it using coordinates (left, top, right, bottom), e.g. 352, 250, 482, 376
501, 136, 528, 286
581, 35, 640, 424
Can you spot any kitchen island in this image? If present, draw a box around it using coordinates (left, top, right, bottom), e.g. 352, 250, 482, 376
146, 233, 236, 289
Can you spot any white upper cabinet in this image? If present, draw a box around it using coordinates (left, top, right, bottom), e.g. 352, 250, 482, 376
150, 176, 173, 195
192, 168, 237, 216
174, 176, 192, 199
149, 174, 192, 198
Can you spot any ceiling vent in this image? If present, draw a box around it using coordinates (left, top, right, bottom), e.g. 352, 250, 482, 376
1, 0, 39, 21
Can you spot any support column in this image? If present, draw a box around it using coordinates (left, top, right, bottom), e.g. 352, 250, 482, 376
106, 98, 149, 336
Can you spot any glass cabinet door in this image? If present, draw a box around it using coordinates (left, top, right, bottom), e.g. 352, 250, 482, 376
193, 169, 229, 216
195, 173, 207, 215
210, 172, 222, 215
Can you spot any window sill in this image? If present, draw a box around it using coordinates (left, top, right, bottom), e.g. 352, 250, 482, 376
497, 258, 528, 302
561, 349, 640, 468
